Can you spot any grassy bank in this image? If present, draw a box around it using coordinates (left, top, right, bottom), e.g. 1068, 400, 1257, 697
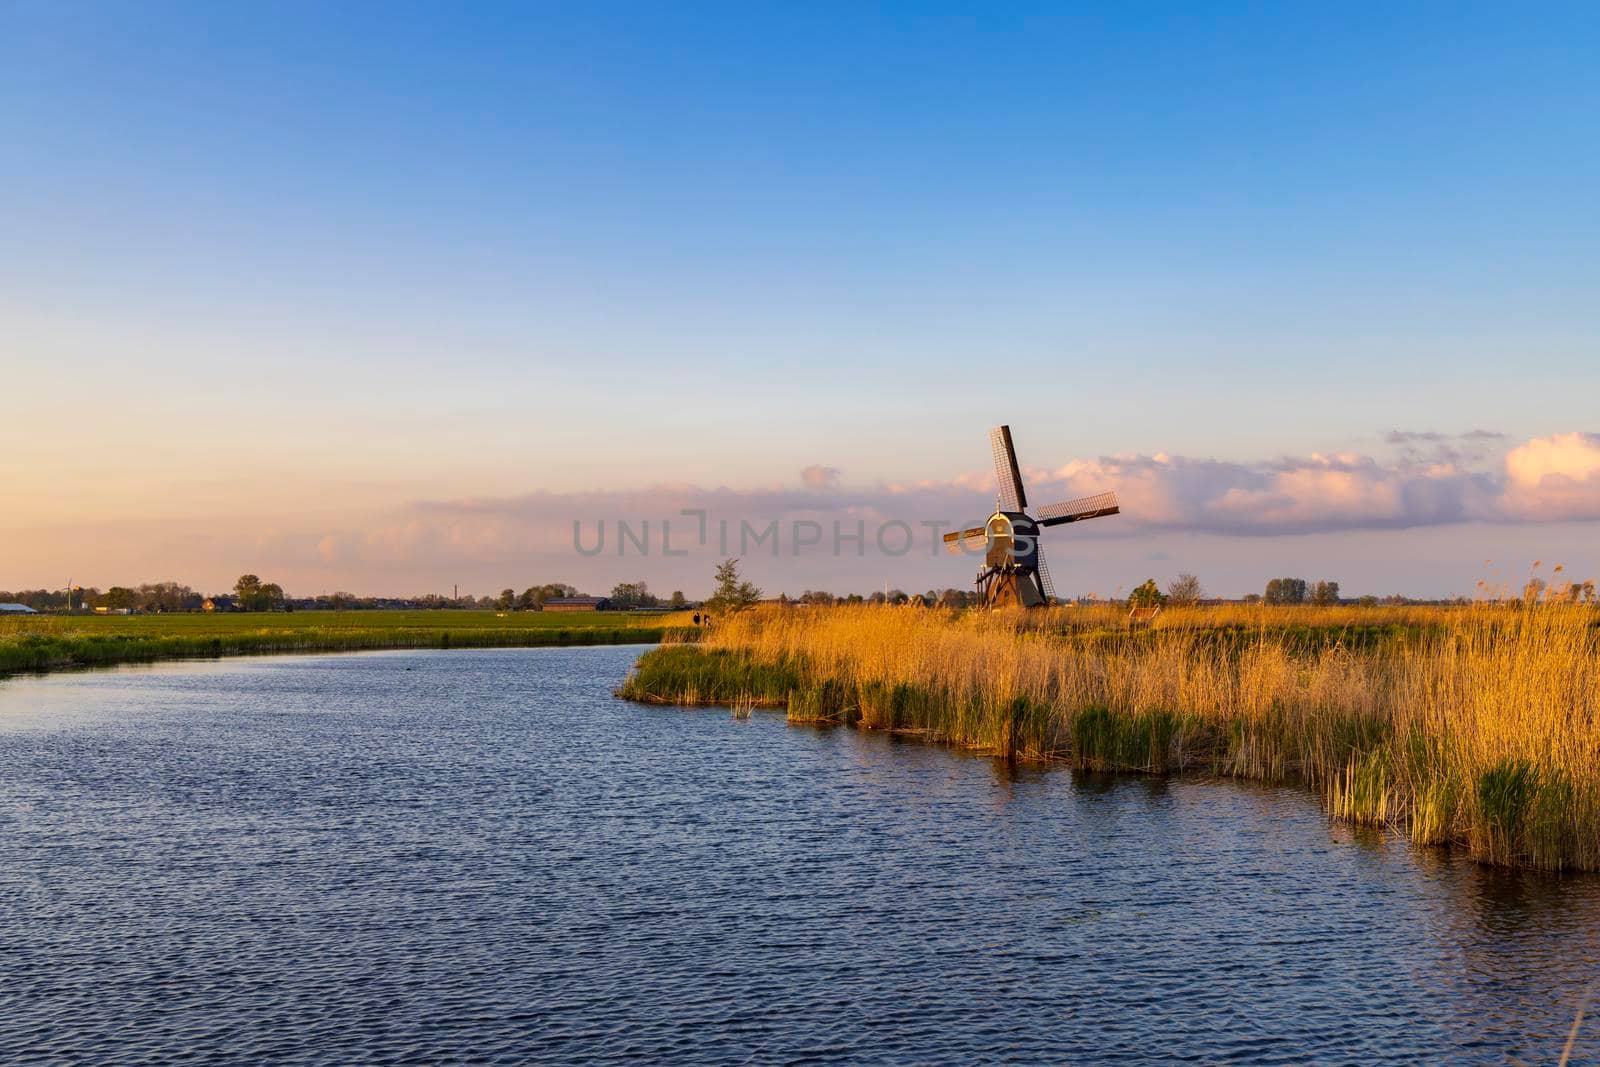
0, 610, 694, 676
618, 604, 1600, 871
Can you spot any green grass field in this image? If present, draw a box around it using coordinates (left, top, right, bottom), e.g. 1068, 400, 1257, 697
0, 610, 696, 676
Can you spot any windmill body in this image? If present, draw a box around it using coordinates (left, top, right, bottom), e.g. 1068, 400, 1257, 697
944, 426, 1120, 609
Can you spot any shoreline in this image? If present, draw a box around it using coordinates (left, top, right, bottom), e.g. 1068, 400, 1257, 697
0, 614, 694, 679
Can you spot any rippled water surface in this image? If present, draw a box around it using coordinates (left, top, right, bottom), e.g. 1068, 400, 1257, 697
3, 647, 1599, 1064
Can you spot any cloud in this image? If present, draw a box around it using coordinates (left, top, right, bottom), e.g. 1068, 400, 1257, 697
800, 464, 841, 490
1386, 429, 1506, 445
1384, 430, 1450, 445
269, 431, 1600, 578
1019, 431, 1600, 535
1501, 432, 1600, 520
1384, 428, 1508, 469
1031, 451, 1497, 535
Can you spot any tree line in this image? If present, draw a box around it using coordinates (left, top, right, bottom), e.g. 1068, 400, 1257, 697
1126, 575, 1338, 608
11, 562, 1590, 614
0, 582, 204, 613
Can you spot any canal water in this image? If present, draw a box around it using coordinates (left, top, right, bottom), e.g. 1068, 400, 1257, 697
2, 646, 1597, 1064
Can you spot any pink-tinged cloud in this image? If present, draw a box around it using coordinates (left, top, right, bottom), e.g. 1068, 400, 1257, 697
1026, 433, 1600, 535
800, 465, 842, 490
1032, 451, 1497, 535
1500, 433, 1600, 520
344, 431, 1600, 571
1020, 432, 1600, 534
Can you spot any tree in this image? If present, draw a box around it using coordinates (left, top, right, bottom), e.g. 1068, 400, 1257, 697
1129, 578, 1166, 609
515, 583, 577, 610
232, 575, 285, 611
234, 574, 263, 608
704, 558, 761, 615
610, 581, 658, 611
135, 582, 199, 613
1167, 573, 1203, 606
1310, 580, 1341, 606
104, 586, 139, 610
1264, 577, 1307, 605
668, 590, 687, 609
496, 588, 516, 611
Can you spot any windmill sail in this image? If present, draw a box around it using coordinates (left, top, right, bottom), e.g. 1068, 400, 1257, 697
1036, 490, 1119, 527
942, 526, 989, 555
990, 425, 1027, 511
1035, 544, 1057, 602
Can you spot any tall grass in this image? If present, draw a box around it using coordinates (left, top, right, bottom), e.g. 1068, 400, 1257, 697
619, 604, 1600, 871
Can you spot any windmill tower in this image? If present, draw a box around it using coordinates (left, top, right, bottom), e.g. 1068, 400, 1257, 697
943, 425, 1119, 608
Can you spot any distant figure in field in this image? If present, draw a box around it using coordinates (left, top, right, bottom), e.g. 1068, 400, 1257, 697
692, 613, 701, 626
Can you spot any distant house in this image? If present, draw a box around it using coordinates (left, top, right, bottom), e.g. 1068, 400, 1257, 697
543, 596, 611, 612
202, 596, 237, 613
0, 603, 38, 615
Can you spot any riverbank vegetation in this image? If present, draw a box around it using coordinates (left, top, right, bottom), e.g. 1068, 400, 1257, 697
0, 610, 694, 677
619, 603, 1600, 871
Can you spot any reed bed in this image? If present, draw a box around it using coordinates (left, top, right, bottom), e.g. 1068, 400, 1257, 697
619, 604, 1600, 871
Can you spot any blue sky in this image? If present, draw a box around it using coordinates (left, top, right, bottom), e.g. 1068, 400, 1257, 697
4, 3, 1599, 597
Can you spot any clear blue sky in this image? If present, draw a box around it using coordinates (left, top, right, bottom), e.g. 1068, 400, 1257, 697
4, 3, 1598, 596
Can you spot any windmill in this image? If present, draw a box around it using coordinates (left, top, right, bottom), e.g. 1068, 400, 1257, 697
943, 425, 1119, 608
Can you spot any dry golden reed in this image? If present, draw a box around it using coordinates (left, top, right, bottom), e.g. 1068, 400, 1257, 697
635, 602, 1600, 871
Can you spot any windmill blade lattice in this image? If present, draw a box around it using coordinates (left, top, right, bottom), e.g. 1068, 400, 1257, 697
1035, 545, 1057, 602
1036, 490, 1120, 527
942, 527, 989, 555
989, 426, 1027, 512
